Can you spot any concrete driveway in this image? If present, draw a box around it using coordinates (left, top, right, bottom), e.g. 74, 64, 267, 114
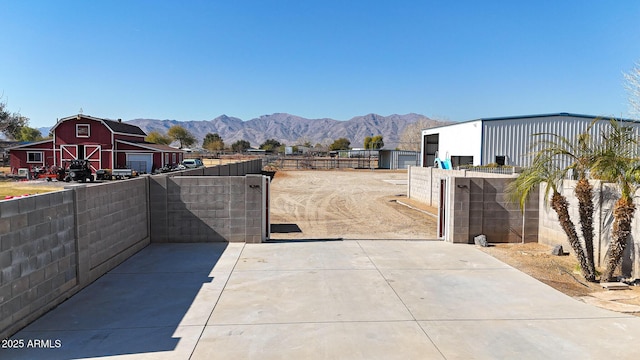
4, 240, 640, 359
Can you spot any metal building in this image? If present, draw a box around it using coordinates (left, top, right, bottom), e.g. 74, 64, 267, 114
378, 150, 419, 169
420, 113, 640, 168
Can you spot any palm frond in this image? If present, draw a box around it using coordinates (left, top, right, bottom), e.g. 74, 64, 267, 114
590, 118, 640, 200
507, 152, 563, 211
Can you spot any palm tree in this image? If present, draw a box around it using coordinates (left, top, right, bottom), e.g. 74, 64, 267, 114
590, 119, 640, 282
508, 152, 595, 281
534, 129, 597, 281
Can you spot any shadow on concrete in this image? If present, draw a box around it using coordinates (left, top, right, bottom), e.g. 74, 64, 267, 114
6, 243, 228, 360
270, 223, 303, 233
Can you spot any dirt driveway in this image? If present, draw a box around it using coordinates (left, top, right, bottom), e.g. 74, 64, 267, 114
269, 169, 437, 240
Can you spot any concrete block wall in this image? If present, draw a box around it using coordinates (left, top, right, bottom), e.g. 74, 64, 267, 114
538, 181, 639, 279
0, 191, 77, 340
171, 159, 263, 177
407, 166, 433, 205
1, 159, 266, 339
447, 177, 469, 243
537, 181, 583, 254
204, 165, 222, 176
538, 180, 609, 265
149, 174, 267, 243
407, 167, 465, 208
445, 177, 538, 244
70, 178, 150, 285
1, 178, 151, 340
408, 166, 513, 208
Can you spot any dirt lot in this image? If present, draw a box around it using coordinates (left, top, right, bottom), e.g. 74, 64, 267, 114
270, 169, 640, 315
269, 169, 437, 240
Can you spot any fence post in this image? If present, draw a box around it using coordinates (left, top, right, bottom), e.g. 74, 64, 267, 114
407, 166, 412, 199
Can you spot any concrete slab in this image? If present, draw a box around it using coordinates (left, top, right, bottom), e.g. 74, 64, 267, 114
25, 272, 215, 330
111, 242, 238, 275
192, 322, 444, 360
235, 241, 375, 271
4, 243, 236, 360
420, 318, 640, 360
358, 240, 511, 270
383, 268, 621, 320
601, 282, 630, 290
3, 325, 204, 360
209, 269, 413, 324
5, 241, 640, 359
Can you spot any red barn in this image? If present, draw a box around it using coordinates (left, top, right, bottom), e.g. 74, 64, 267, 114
8, 114, 184, 174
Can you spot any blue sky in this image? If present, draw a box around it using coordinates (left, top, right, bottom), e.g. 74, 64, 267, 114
2, 0, 640, 128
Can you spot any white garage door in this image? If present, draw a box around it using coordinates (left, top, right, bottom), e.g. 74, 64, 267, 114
126, 154, 153, 174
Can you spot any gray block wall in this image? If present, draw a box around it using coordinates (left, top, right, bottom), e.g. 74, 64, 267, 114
0, 178, 151, 340
70, 178, 150, 285
0, 191, 77, 340
407, 166, 433, 205
537, 181, 587, 255
1, 159, 267, 339
149, 174, 267, 243
538, 180, 639, 279
170, 159, 263, 177
407, 166, 508, 208
446, 177, 538, 244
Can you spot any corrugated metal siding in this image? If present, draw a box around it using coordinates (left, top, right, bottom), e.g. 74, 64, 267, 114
482, 116, 640, 167
379, 150, 419, 169
396, 153, 418, 169
379, 151, 391, 168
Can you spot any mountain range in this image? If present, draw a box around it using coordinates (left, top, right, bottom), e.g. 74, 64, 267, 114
125, 113, 449, 149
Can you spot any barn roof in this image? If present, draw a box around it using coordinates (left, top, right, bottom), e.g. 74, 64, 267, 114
116, 140, 184, 152
6, 139, 54, 150
52, 114, 147, 136
102, 119, 147, 136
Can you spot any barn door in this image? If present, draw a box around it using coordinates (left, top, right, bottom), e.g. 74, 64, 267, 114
60, 145, 77, 168
85, 145, 101, 172
60, 145, 99, 172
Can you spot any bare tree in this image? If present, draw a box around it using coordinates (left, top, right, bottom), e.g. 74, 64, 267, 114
624, 62, 640, 118
399, 118, 449, 151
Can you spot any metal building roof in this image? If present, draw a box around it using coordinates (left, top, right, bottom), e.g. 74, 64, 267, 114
476, 112, 639, 123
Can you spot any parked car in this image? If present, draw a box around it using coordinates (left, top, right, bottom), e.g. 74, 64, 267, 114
181, 158, 204, 168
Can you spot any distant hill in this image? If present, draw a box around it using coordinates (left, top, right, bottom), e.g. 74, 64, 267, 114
127, 113, 451, 149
